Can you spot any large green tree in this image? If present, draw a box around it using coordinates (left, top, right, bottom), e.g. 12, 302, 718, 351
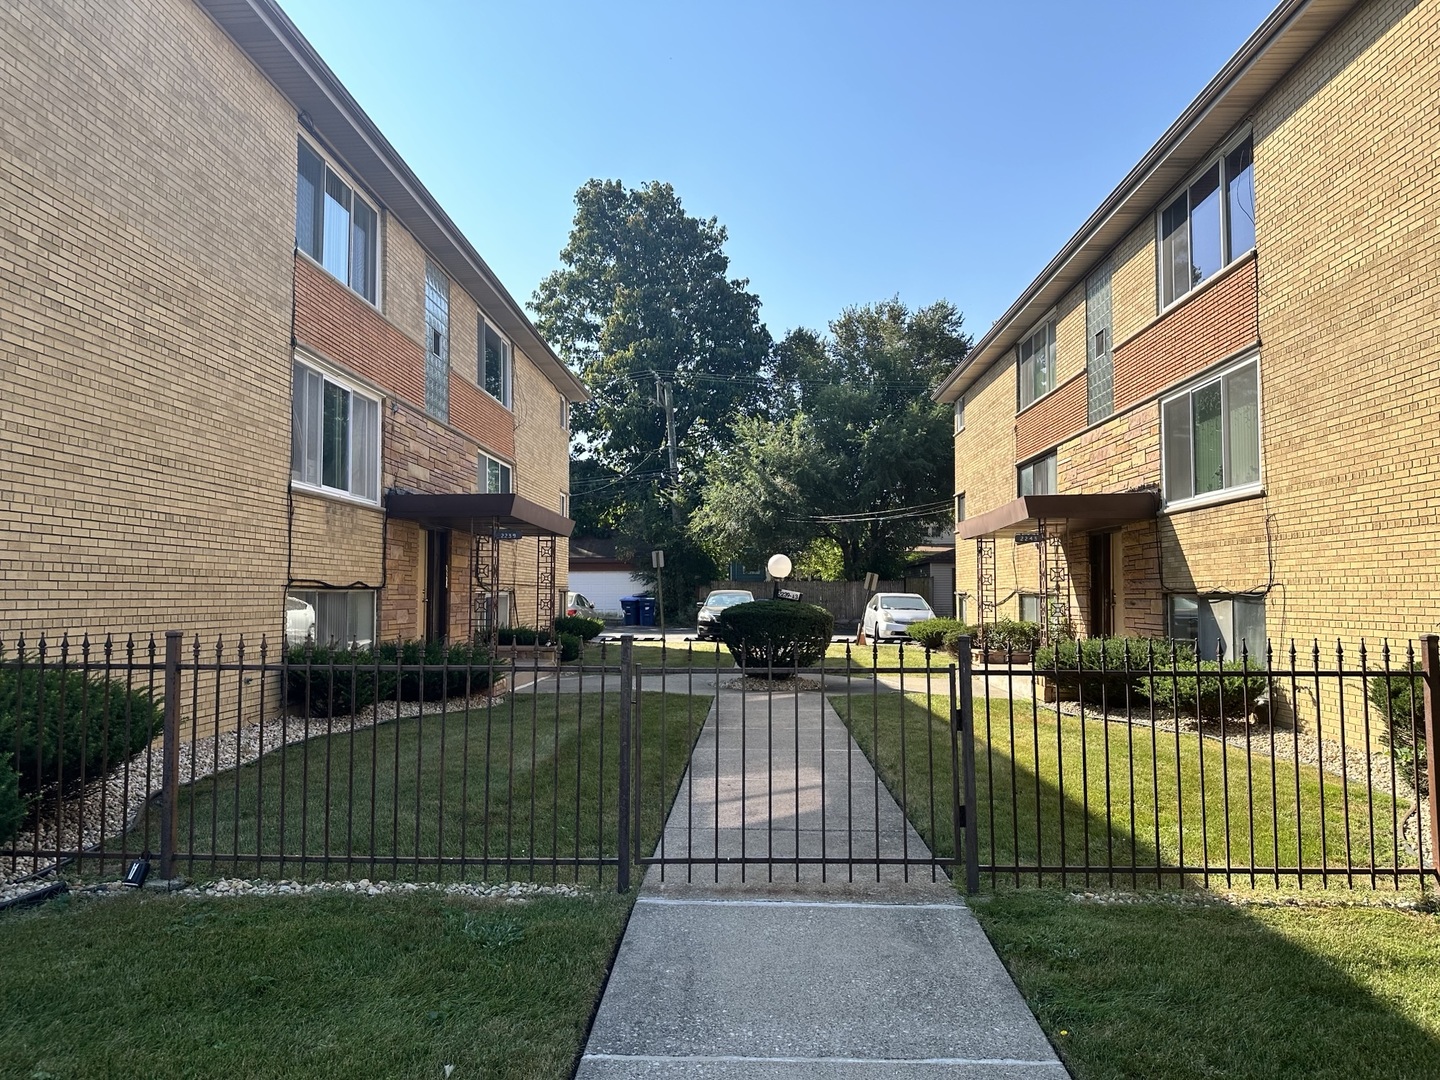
537, 180, 772, 617
690, 299, 970, 580
533, 180, 773, 479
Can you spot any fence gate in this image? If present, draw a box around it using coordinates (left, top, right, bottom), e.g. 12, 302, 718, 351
623, 638, 981, 891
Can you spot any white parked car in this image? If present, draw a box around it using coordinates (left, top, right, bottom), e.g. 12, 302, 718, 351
565, 591, 599, 620
861, 593, 936, 642
285, 595, 316, 646
695, 589, 755, 640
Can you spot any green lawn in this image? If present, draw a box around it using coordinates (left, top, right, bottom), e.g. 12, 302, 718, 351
104, 692, 698, 885
973, 890, 1440, 1080
578, 639, 736, 670
835, 691, 1417, 891
823, 641, 952, 672
0, 888, 630, 1080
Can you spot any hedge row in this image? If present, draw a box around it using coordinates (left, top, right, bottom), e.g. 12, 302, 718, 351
0, 754, 25, 845
1033, 637, 1268, 718
285, 640, 497, 717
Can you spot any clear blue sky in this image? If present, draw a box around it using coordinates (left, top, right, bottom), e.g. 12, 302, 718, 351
278, 0, 1278, 342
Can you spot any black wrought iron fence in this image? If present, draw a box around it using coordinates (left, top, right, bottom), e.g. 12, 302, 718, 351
1, 629, 1435, 897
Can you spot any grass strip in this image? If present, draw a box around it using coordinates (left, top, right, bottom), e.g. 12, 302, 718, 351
835, 691, 1414, 890
0, 888, 631, 1079
971, 889, 1440, 1080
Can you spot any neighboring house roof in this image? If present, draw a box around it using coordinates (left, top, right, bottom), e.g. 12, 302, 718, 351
932, 0, 1362, 406
569, 536, 635, 571
195, 0, 588, 405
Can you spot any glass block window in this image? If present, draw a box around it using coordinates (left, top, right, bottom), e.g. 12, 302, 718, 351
425, 263, 449, 421
1086, 263, 1114, 424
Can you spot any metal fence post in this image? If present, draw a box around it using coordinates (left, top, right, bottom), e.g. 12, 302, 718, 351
957, 636, 980, 895
617, 635, 633, 893
1420, 634, 1440, 886
160, 630, 182, 881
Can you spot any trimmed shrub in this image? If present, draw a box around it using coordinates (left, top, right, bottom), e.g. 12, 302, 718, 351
981, 619, 1041, 656
0, 663, 162, 797
719, 600, 834, 672
554, 616, 604, 642
1035, 637, 1196, 702
907, 618, 966, 652
942, 627, 979, 657
1145, 660, 1270, 719
558, 633, 582, 663
285, 640, 496, 717
0, 754, 26, 845
497, 626, 553, 647
1368, 660, 1426, 784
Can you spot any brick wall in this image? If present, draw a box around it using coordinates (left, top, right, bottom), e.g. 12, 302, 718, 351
0, 0, 295, 643
1110, 222, 1157, 345
1016, 371, 1087, 460
1112, 255, 1259, 412
295, 254, 426, 410
289, 492, 384, 587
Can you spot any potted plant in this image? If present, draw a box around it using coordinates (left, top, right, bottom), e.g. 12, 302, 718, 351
977, 618, 1040, 664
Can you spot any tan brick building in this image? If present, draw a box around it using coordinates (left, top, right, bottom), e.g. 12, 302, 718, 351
937, 0, 1439, 661
0, 0, 586, 648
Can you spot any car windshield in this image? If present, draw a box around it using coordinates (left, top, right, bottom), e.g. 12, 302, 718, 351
880, 596, 930, 610
705, 592, 753, 609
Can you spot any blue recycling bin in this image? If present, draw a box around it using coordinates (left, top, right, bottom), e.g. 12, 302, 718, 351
620, 595, 642, 626
636, 597, 657, 627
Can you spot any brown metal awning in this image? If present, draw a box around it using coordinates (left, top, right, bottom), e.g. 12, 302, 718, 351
385, 492, 574, 537
957, 492, 1158, 540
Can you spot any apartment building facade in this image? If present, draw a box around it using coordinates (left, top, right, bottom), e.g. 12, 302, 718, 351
0, 0, 585, 647
936, 0, 1439, 660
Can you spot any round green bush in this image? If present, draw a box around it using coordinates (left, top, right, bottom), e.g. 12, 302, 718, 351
0, 753, 26, 845
942, 627, 977, 656
554, 616, 604, 642
718, 600, 834, 671
1144, 659, 1270, 719
558, 632, 582, 663
1034, 637, 1195, 701
0, 663, 162, 797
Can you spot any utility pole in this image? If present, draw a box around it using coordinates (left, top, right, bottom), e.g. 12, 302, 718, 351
656, 374, 681, 524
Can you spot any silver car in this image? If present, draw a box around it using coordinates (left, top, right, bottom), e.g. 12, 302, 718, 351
695, 589, 755, 640
861, 593, 935, 641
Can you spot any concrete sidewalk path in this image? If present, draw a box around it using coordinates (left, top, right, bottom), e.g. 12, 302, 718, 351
576, 692, 1067, 1079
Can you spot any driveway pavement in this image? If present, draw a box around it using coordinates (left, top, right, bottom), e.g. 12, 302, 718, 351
574, 691, 1067, 1079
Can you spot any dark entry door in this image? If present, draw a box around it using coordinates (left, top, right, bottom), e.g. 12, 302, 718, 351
425, 528, 450, 642
1088, 532, 1114, 637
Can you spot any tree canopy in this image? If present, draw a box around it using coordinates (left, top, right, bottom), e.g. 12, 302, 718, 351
533, 179, 772, 479
690, 299, 970, 580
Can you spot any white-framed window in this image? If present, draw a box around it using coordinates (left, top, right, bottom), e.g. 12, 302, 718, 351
1017, 320, 1056, 410
1017, 452, 1057, 497
291, 359, 381, 503
286, 589, 377, 647
954, 394, 966, 433
425, 263, 450, 421
954, 492, 966, 523
560, 492, 569, 518
1019, 594, 1041, 624
296, 140, 378, 304
1167, 594, 1266, 661
479, 317, 512, 407
561, 398, 570, 431
479, 452, 513, 494
954, 593, 968, 624
1161, 355, 1260, 507
1158, 132, 1255, 308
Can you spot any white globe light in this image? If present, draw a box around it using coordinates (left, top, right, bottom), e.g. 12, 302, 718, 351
767, 553, 793, 580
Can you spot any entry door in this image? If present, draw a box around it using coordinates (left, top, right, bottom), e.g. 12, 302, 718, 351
1088, 533, 1114, 637
425, 528, 450, 642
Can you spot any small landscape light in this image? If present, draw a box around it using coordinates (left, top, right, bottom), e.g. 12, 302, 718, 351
123, 852, 151, 889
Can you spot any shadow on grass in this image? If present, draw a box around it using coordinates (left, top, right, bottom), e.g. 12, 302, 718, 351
93, 692, 698, 886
